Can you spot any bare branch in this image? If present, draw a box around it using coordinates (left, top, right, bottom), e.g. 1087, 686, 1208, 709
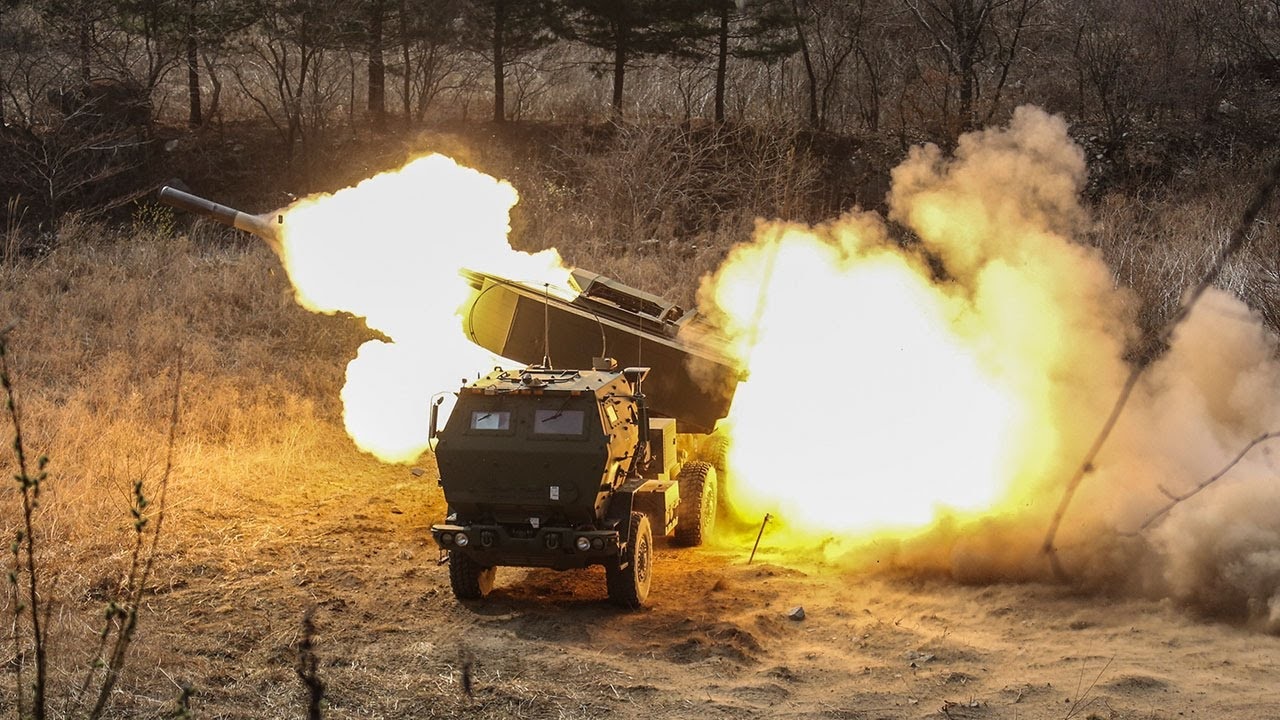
1124, 431, 1280, 535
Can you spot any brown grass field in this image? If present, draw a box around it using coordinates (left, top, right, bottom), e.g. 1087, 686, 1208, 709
2, 160, 1279, 719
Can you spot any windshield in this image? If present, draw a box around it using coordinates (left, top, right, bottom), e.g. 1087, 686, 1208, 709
533, 409, 585, 435
469, 410, 511, 431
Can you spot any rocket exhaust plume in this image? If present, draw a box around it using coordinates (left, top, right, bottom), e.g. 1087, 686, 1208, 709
703, 107, 1280, 630
270, 154, 569, 463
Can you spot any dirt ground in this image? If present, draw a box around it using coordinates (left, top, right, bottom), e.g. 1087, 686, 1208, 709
46, 441, 1268, 720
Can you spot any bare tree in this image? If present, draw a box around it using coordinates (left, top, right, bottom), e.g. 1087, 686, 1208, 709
1222, 0, 1280, 68
458, 0, 557, 122
732, 0, 895, 131
792, 0, 891, 131
1069, 0, 1141, 149
229, 0, 345, 166
394, 0, 464, 123
902, 0, 1039, 135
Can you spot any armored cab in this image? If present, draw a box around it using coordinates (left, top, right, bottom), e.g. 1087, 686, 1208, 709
430, 362, 717, 608
434, 366, 642, 533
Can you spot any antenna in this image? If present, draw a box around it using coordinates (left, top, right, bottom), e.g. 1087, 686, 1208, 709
541, 282, 552, 368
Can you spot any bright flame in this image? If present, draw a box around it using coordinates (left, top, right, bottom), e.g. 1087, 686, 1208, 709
702, 108, 1280, 628
705, 223, 1022, 534
699, 107, 1130, 545
275, 154, 570, 463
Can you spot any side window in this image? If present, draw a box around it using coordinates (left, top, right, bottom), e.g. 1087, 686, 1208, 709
470, 410, 511, 431
533, 409, 585, 435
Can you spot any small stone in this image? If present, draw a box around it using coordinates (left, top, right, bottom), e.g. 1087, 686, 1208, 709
787, 606, 805, 621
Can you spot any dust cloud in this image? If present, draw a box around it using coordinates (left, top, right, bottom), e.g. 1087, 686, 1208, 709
700, 106, 1280, 629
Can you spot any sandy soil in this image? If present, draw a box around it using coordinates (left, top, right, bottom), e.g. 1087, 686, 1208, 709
44, 444, 1267, 720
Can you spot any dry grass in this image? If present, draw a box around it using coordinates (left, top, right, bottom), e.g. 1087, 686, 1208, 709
0, 215, 376, 717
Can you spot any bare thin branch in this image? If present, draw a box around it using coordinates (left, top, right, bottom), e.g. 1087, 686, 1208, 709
1124, 431, 1280, 535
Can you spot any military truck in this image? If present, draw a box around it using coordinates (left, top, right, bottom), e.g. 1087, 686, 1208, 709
155, 185, 739, 608
428, 360, 717, 608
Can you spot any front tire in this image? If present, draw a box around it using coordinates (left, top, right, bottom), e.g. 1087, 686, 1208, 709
674, 461, 717, 547
606, 512, 653, 609
449, 551, 496, 600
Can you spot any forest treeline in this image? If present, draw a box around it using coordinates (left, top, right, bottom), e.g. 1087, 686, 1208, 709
1, 0, 1278, 230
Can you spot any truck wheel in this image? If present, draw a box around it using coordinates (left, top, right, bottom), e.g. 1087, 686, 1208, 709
700, 432, 729, 479
695, 431, 744, 526
606, 512, 652, 609
674, 461, 717, 547
449, 552, 496, 600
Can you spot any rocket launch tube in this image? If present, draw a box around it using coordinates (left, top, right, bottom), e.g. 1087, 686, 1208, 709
157, 185, 282, 253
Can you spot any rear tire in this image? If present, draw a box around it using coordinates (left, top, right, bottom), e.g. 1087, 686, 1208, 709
674, 461, 717, 547
606, 512, 653, 609
449, 551, 496, 600
695, 431, 746, 527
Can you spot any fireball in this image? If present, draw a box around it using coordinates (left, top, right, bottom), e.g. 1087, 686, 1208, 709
273, 154, 570, 463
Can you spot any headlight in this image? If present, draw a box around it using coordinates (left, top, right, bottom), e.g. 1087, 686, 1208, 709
575, 536, 591, 551
591, 538, 604, 550
455, 532, 469, 547
441, 533, 454, 545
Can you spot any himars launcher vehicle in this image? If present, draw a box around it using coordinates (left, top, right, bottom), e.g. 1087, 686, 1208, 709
157, 185, 743, 608
429, 361, 719, 607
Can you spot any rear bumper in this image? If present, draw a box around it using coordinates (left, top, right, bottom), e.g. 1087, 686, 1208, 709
431, 523, 620, 570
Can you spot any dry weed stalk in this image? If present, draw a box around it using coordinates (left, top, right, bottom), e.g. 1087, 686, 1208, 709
2, 323, 184, 720
1042, 155, 1280, 577
2, 321, 48, 720
1063, 656, 1114, 720
83, 344, 182, 720
2, 197, 23, 266
296, 606, 325, 720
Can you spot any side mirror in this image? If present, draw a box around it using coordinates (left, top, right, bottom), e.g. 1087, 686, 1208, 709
427, 393, 446, 451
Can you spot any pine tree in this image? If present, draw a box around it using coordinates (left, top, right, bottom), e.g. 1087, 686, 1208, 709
557, 0, 713, 116
458, 0, 558, 122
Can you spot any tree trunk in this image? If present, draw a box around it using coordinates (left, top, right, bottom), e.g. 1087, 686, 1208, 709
958, 56, 974, 131
858, 46, 879, 131
203, 48, 222, 127
367, 0, 386, 129
790, 1, 819, 128
493, 0, 506, 122
78, 21, 92, 83
186, 5, 202, 127
612, 35, 627, 115
714, 0, 729, 123
400, 0, 411, 122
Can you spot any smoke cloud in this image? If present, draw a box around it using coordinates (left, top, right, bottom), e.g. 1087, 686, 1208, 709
701, 106, 1280, 629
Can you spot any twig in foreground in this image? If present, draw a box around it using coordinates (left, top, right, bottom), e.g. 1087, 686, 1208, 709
1122, 431, 1280, 535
